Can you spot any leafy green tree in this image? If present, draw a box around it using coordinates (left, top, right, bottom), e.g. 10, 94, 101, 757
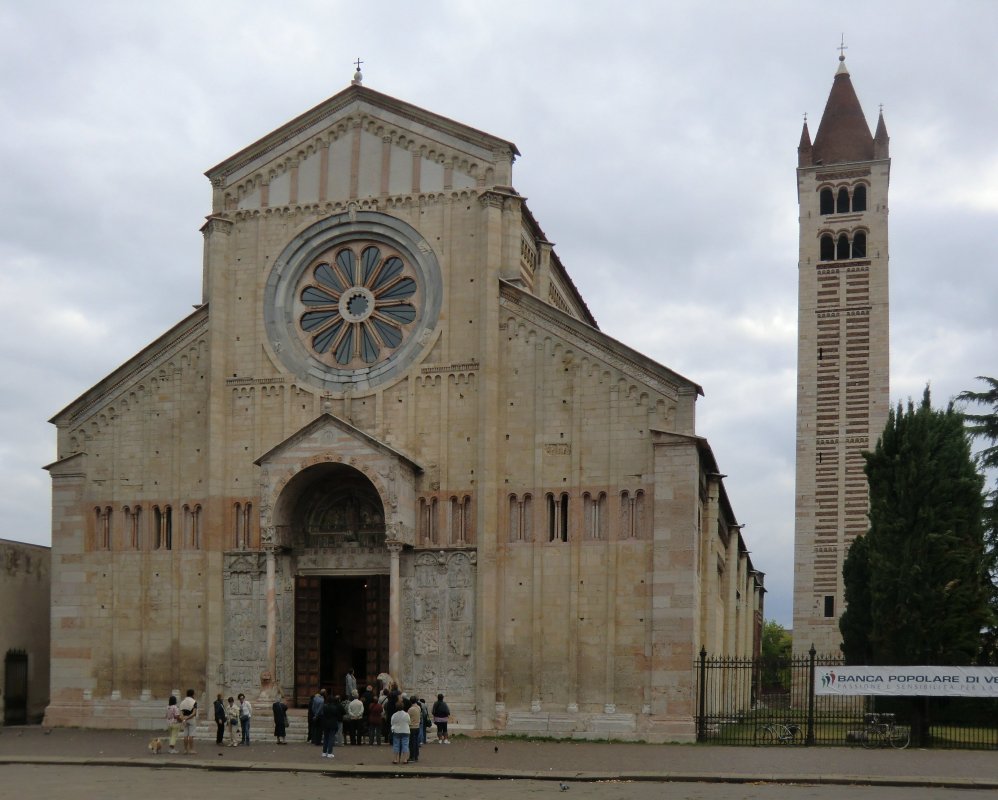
957, 376, 998, 661
861, 387, 988, 667
760, 619, 793, 692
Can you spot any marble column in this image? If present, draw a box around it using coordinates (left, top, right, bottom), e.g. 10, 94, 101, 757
387, 539, 403, 679
265, 545, 277, 680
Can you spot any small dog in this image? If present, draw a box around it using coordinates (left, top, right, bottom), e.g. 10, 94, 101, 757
148, 737, 163, 754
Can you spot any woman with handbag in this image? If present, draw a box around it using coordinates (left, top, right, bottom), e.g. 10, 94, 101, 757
272, 693, 289, 744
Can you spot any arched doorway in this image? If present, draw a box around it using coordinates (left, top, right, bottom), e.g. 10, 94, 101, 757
276, 463, 391, 704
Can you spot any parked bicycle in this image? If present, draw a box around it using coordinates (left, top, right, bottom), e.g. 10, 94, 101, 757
757, 721, 802, 745
861, 712, 910, 749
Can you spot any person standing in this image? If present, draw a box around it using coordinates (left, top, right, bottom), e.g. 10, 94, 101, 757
165, 695, 181, 754
213, 693, 226, 745
432, 693, 450, 744
346, 691, 364, 745
225, 696, 240, 746
308, 688, 325, 745
272, 693, 288, 744
407, 697, 422, 763
418, 697, 430, 744
345, 668, 357, 700
367, 694, 384, 746
320, 693, 344, 759
178, 689, 199, 755
238, 693, 252, 745
390, 702, 411, 764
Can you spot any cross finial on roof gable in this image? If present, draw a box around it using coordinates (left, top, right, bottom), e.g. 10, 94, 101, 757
352, 58, 364, 86
838, 34, 848, 62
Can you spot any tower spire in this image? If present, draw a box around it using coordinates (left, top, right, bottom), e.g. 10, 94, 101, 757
811, 45, 873, 165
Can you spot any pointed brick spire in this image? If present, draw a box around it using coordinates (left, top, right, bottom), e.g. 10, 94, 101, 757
811, 57, 874, 165
874, 109, 890, 159
798, 119, 813, 167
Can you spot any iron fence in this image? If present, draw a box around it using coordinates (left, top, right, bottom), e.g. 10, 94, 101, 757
695, 647, 998, 749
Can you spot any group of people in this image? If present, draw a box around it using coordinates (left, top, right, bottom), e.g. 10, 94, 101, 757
165, 670, 452, 762
202, 692, 254, 747
306, 670, 452, 763
164, 689, 201, 754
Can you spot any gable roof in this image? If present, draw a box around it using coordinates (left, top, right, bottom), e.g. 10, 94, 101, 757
206, 83, 519, 183
49, 305, 210, 426
254, 412, 422, 472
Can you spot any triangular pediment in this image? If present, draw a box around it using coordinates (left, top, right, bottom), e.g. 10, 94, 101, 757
207, 84, 519, 212
254, 412, 421, 473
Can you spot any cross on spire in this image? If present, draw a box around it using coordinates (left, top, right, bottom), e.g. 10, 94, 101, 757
838, 34, 848, 61
354, 57, 364, 71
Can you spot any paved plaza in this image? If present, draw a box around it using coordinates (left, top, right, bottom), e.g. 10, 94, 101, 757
1, 726, 997, 792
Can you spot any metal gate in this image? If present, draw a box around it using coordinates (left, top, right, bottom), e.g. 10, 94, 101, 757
3, 650, 28, 725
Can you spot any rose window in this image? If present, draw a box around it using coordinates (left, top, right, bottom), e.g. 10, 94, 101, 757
297, 244, 418, 367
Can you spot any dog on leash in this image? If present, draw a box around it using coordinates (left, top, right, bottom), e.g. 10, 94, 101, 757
148, 737, 163, 754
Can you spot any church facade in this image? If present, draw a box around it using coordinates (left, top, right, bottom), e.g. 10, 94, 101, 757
45, 73, 762, 741
793, 56, 891, 654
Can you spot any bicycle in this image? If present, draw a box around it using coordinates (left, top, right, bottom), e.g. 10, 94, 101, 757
757, 721, 802, 745
860, 712, 910, 749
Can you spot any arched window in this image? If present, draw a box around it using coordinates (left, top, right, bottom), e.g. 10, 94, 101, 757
819, 188, 834, 215
852, 184, 867, 212
820, 235, 835, 261
154, 506, 172, 550
559, 493, 569, 542
462, 495, 473, 544
125, 506, 142, 550
634, 490, 645, 539
836, 234, 850, 260
418, 497, 437, 545
508, 495, 520, 542
852, 231, 867, 258
520, 495, 530, 543
836, 187, 849, 213
547, 493, 569, 542
450, 495, 467, 545
546, 493, 556, 542
234, 502, 243, 548
192, 505, 202, 549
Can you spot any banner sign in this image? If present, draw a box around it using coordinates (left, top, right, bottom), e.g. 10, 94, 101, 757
816, 666, 998, 697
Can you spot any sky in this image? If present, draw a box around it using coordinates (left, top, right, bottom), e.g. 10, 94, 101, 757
1, 1, 996, 628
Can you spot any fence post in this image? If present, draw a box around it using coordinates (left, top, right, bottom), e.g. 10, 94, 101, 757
697, 646, 707, 742
806, 644, 816, 745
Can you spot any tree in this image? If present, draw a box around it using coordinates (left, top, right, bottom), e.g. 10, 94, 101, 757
957, 376, 998, 472
843, 387, 990, 745
839, 533, 872, 665
760, 619, 793, 692
957, 376, 998, 661
858, 387, 988, 667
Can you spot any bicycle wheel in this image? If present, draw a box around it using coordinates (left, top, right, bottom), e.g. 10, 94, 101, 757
889, 726, 910, 749
784, 724, 802, 744
759, 726, 776, 745
861, 727, 879, 749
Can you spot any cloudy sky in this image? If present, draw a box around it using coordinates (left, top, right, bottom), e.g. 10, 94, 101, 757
1, 1, 996, 627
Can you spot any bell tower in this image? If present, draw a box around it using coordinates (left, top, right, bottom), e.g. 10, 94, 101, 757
792, 53, 890, 654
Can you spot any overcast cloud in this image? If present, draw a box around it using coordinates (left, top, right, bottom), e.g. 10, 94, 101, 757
1, 1, 996, 627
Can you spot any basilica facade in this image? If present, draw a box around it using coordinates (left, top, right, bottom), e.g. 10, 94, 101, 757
45, 72, 762, 741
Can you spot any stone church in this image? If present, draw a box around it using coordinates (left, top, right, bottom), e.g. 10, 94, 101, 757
44, 68, 763, 741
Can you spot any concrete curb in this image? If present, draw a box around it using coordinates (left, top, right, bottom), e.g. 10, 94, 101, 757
2, 755, 996, 790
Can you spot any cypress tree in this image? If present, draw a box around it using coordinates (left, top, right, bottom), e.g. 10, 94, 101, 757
861, 387, 987, 666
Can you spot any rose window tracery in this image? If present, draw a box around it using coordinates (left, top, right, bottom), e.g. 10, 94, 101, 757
297, 244, 419, 367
